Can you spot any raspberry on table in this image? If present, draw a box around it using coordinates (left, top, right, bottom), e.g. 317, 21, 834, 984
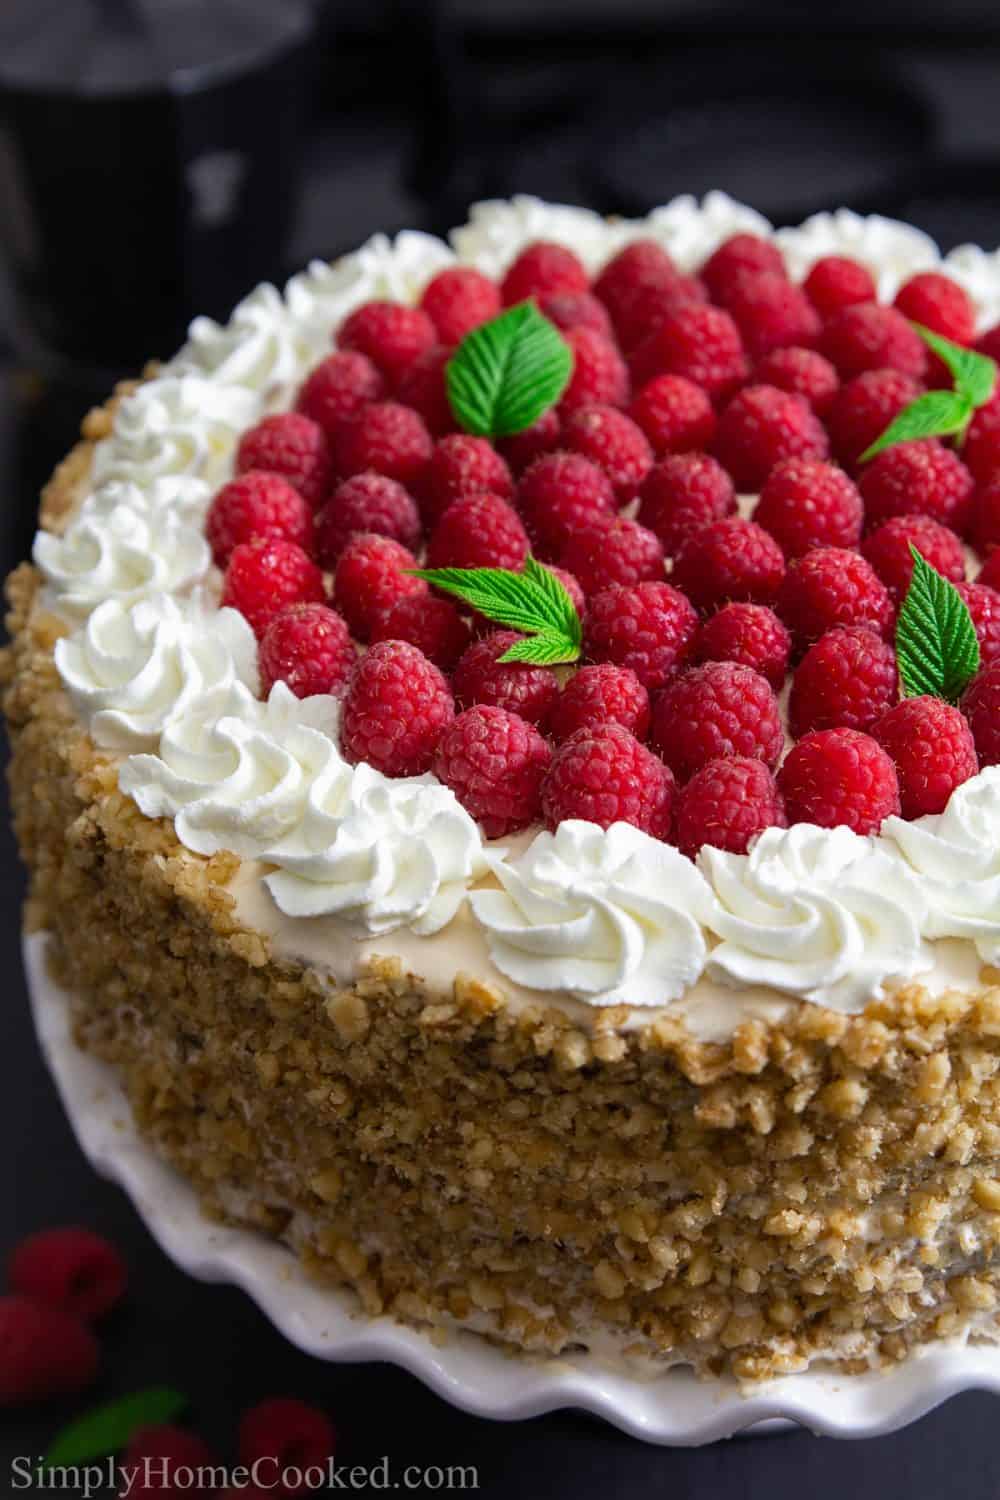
0, 1295, 99, 1405
969, 479, 1000, 555
427, 492, 529, 571
222, 536, 326, 639
539, 290, 614, 339
334, 401, 433, 488
496, 407, 561, 475
711, 384, 830, 492
206, 471, 314, 568
672, 516, 786, 613
259, 603, 355, 699
452, 630, 558, 727
434, 705, 552, 837
826, 368, 924, 471
963, 394, 1000, 485
674, 755, 787, 858
861, 514, 967, 603
7, 1227, 126, 1325
333, 532, 426, 640
788, 625, 898, 738
957, 581, 1000, 668
337, 299, 437, 385
628, 302, 748, 402
752, 346, 840, 416
419, 266, 501, 345
395, 346, 455, 437
700, 233, 786, 303
562, 404, 653, 502
723, 271, 822, 360
777, 727, 901, 833
694, 601, 791, 689
778, 546, 894, 652
548, 663, 651, 744
238, 1398, 335, 1495
977, 550, 1000, 593
516, 451, 616, 558
541, 721, 675, 839
501, 240, 589, 305
858, 438, 974, 533
295, 350, 384, 438
802, 255, 877, 320
583, 580, 699, 691
628, 374, 717, 456
872, 695, 978, 818
961, 663, 1000, 766
559, 326, 629, 413
370, 592, 470, 672
637, 452, 736, 556
821, 303, 928, 381
753, 458, 863, 558
559, 516, 665, 596
341, 640, 454, 776
894, 271, 975, 348
236, 412, 334, 510
419, 432, 514, 529
314, 472, 421, 567
651, 661, 783, 782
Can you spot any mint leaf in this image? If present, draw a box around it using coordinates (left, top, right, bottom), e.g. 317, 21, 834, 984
895, 545, 980, 702
43, 1388, 187, 1469
913, 323, 997, 408
860, 390, 973, 463
446, 304, 572, 438
411, 559, 581, 663
498, 633, 578, 666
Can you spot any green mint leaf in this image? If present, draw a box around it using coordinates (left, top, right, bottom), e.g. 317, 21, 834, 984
859, 390, 973, 463
497, 633, 578, 666
912, 323, 998, 408
446, 303, 572, 438
411, 559, 581, 661
43, 1387, 187, 1469
895, 545, 980, 703
522, 555, 581, 647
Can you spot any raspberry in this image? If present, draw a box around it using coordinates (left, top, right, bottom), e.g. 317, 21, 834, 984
962, 663, 1000, 765
701, 233, 786, 303
594, 240, 705, 351
238, 1398, 335, 1498
549, 663, 650, 744
821, 303, 928, 381
559, 516, 664, 596
802, 255, 877, 320
395, 346, 455, 437
419, 267, 500, 345
872, 696, 978, 818
583, 580, 698, 690
333, 533, 426, 640
969, 479, 1000, 555
496, 408, 561, 475
561, 404, 653, 502
0, 1296, 98, 1404
236, 413, 333, 509
371, 592, 469, 671
539, 290, 614, 339
636, 453, 736, 555
341, 640, 453, 775
335, 401, 433, 488
712, 384, 829, 492
777, 727, 900, 833
778, 547, 893, 652
627, 375, 717, 456
674, 755, 787, 858
295, 350, 384, 438
501, 240, 589, 306
978, 325, 1000, 362
723, 271, 821, 359
894, 271, 975, 347
789, 625, 898, 738
419, 433, 515, 529
8, 1227, 127, 1325
222, 537, 325, 639
672, 517, 786, 612
752, 346, 840, 417
259, 603, 355, 699
560, 326, 629, 413
964, 394, 1000, 485
651, 662, 783, 781
694, 601, 791, 689
338, 299, 436, 385
434, 706, 551, 836
978, 551, 1000, 592
516, 451, 616, 558
826, 368, 924, 471
753, 459, 863, 558
628, 303, 748, 402
205, 472, 314, 568
957, 581, 1000, 668
314, 472, 420, 567
541, 722, 675, 838
859, 439, 974, 533
427, 493, 528, 571
453, 630, 558, 726
122, 1427, 218, 1498
861, 515, 966, 603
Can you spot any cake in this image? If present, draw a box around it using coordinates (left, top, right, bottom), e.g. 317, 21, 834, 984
8, 193, 1000, 1385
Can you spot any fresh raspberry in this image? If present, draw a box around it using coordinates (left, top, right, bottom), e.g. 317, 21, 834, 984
628, 303, 748, 402
7, 1227, 126, 1325
545, 565, 586, 621
627, 375, 717, 456
295, 350, 384, 438
963, 394, 1000, 485
636, 453, 736, 555
516, 451, 616, 558
700, 233, 786, 303
859, 439, 974, 533
894, 271, 975, 347
501, 240, 589, 306
802, 255, 877, 320
419, 267, 501, 345
238, 1398, 336, 1498
694, 602, 791, 689
752, 346, 840, 416
789, 626, 898, 738
541, 722, 675, 838
826, 368, 924, 471
583, 580, 699, 690
395, 346, 455, 436
672, 517, 786, 612
434, 706, 551, 837
314, 472, 420, 567
205, 472, 313, 568
777, 727, 900, 833
427, 493, 528, 571
337, 299, 437, 385
370, 592, 470, 672
222, 537, 325, 639
496, 408, 561, 475
821, 303, 928, 381
259, 603, 355, 699
753, 458, 863, 558
594, 239, 705, 351
0, 1296, 98, 1404
962, 663, 1000, 766
978, 550, 1000, 592
559, 516, 664, 596
674, 755, 787, 858
957, 581, 1000, 668
723, 271, 821, 359
560, 326, 629, 413
872, 696, 978, 818
561, 404, 653, 502
978, 325, 1000, 362
453, 630, 558, 727
549, 663, 650, 744
333, 533, 426, 640
711, 384, 829, 492
969, 478, 1000, 555
122, 1427, 218, 1498
419, 433, 514, 529
334, 400, 433, 489
778, 547, 893, 652
538, 290, 614, 339
861, 514, 967, 603
651, 662, 783, 781
341, 640, 453, 775
236, 413, 334, 510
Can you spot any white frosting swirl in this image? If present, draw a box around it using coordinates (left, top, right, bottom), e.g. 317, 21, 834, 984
171, 284, 330, 407
91, 376, 261, 489
774, 209, 940, 301
943, 244, 1000, 333
469, 821, 710, 1006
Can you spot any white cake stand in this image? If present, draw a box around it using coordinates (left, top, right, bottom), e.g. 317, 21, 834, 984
23, 931, 1000, 1445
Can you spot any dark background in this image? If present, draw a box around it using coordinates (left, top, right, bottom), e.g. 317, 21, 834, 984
4, 1, 1000, 1492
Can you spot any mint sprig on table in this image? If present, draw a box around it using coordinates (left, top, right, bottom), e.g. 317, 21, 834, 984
412, 557, 582, 665
446, 302, 572, 438
860, 323, 997, 461
895, 546, 980, 702
41, 1386, 187, 1470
